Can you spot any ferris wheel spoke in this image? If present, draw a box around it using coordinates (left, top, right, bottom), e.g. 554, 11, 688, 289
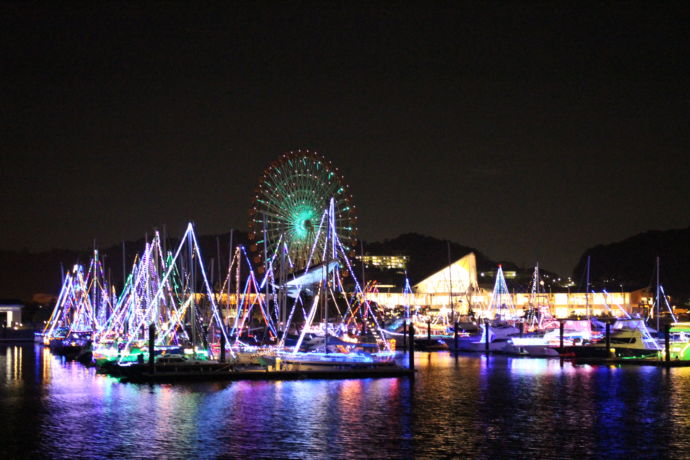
250, 150, 357, 270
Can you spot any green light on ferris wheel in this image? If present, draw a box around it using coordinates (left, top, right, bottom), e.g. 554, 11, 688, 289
290, 206, 316, 240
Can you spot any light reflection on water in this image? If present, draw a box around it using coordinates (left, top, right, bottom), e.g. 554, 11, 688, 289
1, 345, 689, 459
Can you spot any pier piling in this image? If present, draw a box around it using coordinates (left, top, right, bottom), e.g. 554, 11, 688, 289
605, 321, 611, 356
665, 323, 671, 362
402, 321, 407, 351
427, 320, 431, 340
484, 319, 490, 354
148, 323, 156, 374
453, 321, 458, 351
559, 320, 565, 367
408, 323, 415, 370
220, 333, 226, 363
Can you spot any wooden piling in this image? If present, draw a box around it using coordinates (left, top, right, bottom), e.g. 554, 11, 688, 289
148, 323, 156, 374
220, 333, 226, 363
408, 323, 415, 370
453, 321, 459, 351
427, 320, 431, 340
402, 321, 407, 351
605, 321, 611, 356
484, 319, 490, 353
559, 320, 565, 368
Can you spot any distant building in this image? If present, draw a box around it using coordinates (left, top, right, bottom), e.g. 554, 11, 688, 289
480, 269, 517, 279
357, 254, 409, 270
414, 252, 478, 294
366, 253, 482, 309
0, 301, 23, 327
363, 253, 647, 318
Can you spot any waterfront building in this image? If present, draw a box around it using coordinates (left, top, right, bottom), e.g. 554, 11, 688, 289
356, 254, 409, 271
0, 301, 23, 327
363, 253, 653, 318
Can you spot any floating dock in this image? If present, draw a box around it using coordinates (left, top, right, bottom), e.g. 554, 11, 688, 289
567, 357, 690, 367
110, 365, 414, 383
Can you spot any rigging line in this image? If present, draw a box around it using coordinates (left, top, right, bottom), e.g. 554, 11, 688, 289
120, 224, 193, 354
190, 227, 234, 357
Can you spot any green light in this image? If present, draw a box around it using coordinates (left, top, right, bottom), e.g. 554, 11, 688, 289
290, 205, 316, 240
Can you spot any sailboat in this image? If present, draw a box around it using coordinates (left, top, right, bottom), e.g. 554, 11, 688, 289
458, 265, 519, 352
272, 199, 397, 368
558, 318, 660, 359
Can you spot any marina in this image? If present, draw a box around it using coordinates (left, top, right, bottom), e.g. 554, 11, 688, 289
3, 3, 688, 457
22, 152, 690, 386
5, 151, 687, 411
3, 343, 690, 458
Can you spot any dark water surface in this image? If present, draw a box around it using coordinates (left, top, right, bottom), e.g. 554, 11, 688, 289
1, 344, 690, 459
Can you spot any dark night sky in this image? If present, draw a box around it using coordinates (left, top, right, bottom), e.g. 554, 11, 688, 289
1, 2, 688, 275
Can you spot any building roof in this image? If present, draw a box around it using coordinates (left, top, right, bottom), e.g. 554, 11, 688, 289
414, 252, 478, 294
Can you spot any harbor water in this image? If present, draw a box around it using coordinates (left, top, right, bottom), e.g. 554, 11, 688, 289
2, 344, 690, 459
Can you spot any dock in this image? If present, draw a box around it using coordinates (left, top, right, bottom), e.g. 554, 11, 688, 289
114, 366, 414, 383
567, 357, 690, 367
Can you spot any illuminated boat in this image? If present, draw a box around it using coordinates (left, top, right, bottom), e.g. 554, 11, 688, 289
382, 316, 473, 350
49, 330, 92, 359
667, 323, 690, 360
271, 351, 397, 371
92, 330, 199, 367
106, 354, 230, 380
414, 338, 449, 351
559, 330, 659, 359
561, 319, 659, 359
454, 323, 519, 352
504, 319, 593, 357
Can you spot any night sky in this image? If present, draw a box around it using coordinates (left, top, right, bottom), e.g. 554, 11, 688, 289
2, 2, 688, 275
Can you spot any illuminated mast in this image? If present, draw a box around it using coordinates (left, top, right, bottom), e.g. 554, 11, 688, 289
447, 241, 454, 322
585, 255, 591, 318
656, 256, 660, 333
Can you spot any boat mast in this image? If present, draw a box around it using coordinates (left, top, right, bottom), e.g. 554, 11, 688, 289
656, 256, 660, 333
324, 198, 336, 353
263, 213, 269, 338
585, 255, 591, 318
360, 239, 365, 300
216, 235, 222, 296
279, 240, 287, 333
121, 240, 126, 290
189, 225, 196, 358
528, 262, 539, 328
447, 241, 453, 323
92, 241, 98, 329
323, 224, 329, 353
228, 229, 234, 329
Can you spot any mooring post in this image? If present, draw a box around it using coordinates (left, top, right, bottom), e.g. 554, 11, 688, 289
605, 321, 611, 356
665, 323, 671, 363
427, 320, 431, 340
220, 332, 226, 363
559, 319, 565, 368
408, 323, 415, 370
484, 319, 490, 354
402, 321, 407, 351
454, 321, 459, 351
148, 323, 156, 374
519, 321, 524, 338
202, 325, 209, 352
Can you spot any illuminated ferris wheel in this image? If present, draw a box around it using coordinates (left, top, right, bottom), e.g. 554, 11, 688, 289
248, 150, 358, 271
